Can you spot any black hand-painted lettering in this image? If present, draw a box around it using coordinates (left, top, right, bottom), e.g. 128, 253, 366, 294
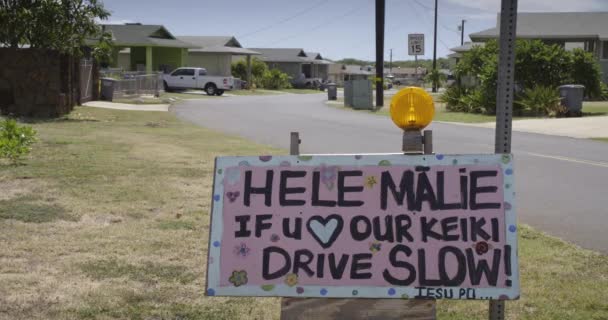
279, 171, 306, 206
244, 170, 273, 207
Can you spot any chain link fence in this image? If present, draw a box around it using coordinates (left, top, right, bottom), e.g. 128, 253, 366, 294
99, 70, 163, 100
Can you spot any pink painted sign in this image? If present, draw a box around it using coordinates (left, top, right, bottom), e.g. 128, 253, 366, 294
206, 154, 519, 300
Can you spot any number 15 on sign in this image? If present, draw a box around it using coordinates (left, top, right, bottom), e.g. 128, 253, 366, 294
408, 34, 424, 56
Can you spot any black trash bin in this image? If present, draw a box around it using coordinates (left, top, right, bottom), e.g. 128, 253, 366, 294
558, 84, 585, 116
100, 78, 116, 102
327, 83, 337, 100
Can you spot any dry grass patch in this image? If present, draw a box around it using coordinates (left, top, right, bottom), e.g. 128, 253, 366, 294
0, 106, 606, 319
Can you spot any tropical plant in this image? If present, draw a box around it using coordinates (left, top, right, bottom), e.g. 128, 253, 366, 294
516, 86, 564, 117
439, 86, 466, 112
425, 69, 447, 89
231, 58, 268, 88
260, 69, 292, 90
91, 30, 114, 68
0, 119, 37, 164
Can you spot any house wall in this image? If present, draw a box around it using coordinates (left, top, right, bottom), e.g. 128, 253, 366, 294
312, 64, 329, 80
187, 52, 232, 76
152, 47, 184, 73
117, 51, 130, 70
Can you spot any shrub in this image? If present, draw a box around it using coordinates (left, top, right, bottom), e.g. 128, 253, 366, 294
0, 119, 37, 164
260, 69, 292, 90
440, 86, 466, 111
570, 48, 602, 99
231, 58, 268, 87
453, 39, 603, 115
516, 86, 564, 117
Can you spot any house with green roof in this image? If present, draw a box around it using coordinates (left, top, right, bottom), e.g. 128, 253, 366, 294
103, 23, 195, 73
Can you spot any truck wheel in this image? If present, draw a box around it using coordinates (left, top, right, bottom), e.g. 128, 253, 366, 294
163, 81, 172, 92
205, 84, 217, 96
215, 90, 225, 96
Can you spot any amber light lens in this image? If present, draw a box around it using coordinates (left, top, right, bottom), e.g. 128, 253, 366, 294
390, 87, 435, 130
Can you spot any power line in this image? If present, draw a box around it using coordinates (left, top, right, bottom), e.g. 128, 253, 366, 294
238, 0, 329, 39
409, 0, 455, 51
260, 6, 365, 47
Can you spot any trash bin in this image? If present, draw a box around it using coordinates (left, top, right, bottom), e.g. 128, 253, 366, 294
327, 83, 337, 100
558, 84, 585, 116
100, 78, 116, 102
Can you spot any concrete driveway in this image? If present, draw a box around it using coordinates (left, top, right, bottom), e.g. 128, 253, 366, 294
173, 93, 608, 253
470, 116, 608, 139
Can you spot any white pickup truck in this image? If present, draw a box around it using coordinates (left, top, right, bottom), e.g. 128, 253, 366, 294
162, 67, 234, 96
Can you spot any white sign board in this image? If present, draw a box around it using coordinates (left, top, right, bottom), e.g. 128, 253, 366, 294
408, 34, 425, 56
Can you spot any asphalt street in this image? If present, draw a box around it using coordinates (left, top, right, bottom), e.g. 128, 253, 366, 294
173, 93, 608, 253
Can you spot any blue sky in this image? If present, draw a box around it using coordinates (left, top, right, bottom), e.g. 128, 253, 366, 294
101, 0, 608, 61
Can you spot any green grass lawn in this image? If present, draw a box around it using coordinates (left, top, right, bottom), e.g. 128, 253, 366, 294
1, 107, 607, 319
591, 137, 608, 143
582, 101, 608, 116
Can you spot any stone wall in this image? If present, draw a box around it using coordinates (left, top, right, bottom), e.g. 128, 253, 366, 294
0, 48, 80, 117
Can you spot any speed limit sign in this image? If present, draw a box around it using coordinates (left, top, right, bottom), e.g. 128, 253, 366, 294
408, 33, 425, 56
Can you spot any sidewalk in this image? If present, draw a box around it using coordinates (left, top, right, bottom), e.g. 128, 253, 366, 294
469, 116, 608, 139
83, 101, 169, 112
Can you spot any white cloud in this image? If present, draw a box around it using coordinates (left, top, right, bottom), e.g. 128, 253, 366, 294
446, 0, 608, 12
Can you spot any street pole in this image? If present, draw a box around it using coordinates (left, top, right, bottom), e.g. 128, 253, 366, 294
460, 19, 466, 46
490, 1, 518, 318
432, 0, 438, 93
389, 48, 392, 75
375, 0, 385, 107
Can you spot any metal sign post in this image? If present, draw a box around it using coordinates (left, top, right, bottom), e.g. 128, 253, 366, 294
491, 0, 518, 319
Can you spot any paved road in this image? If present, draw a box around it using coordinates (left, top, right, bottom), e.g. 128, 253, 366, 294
173, 93, 608, 253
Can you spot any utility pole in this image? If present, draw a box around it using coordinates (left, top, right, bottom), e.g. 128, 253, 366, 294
389, 48, 393, 75
432, 0, 438, 93
375, 0, 385, 107
460, 19, 466, 45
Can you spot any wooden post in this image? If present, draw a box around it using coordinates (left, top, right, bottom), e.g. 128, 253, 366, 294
281, 132, 436, 320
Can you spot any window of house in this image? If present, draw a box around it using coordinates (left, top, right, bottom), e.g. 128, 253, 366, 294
565, 42, 584, 51
602, 41, 608, 59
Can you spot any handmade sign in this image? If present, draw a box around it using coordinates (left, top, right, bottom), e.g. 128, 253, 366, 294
206, 154, 519, 300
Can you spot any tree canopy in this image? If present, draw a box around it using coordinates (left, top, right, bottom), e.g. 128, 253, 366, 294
0, 0, 110, 55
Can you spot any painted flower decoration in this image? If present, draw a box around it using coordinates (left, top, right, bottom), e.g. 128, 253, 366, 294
233, 242, 251, 258
365, 176, 377, 188
229, 270, 248, 287
317, 164, 338, 190
474, 241, 492, 255
224, 167, 241, 186
369, 241, 382, 254
284, 273, 299, 287
226, 191, 240, 203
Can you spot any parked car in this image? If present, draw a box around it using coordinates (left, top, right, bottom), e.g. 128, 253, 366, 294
163, 67, 234, 96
